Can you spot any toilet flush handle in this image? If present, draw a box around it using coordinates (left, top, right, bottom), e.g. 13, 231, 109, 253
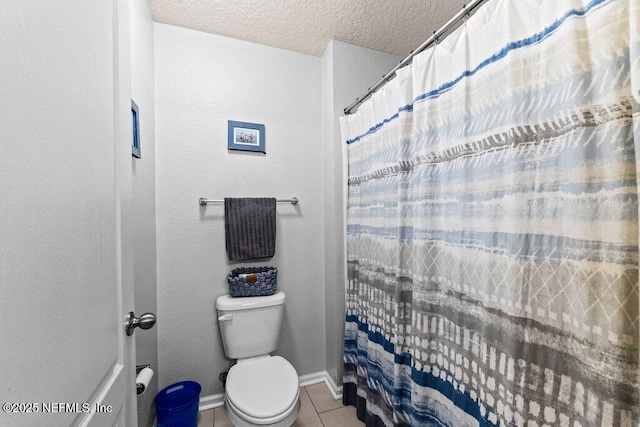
218, 314, 233, 322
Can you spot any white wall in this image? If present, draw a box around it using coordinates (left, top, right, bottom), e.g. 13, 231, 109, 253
131, 1, 157, 426
155, 24, 326, 397
321, 40, 403, 386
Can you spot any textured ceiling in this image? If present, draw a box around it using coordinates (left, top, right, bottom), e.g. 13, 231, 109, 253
146, 0, 463, 57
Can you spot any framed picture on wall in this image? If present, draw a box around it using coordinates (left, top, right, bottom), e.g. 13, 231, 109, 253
131, 100, 141, 159
228, 120, 265, 154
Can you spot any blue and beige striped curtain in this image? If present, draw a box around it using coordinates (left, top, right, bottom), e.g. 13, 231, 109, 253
341, 0, 639, 425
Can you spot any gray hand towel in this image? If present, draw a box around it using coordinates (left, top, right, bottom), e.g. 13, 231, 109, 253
224, 198, 276, 260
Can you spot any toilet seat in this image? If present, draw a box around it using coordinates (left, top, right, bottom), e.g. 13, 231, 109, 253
226, 356, 299, 423
226, 391, 300, 425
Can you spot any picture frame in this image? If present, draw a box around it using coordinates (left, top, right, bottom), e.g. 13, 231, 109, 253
131, 100, 141, 159
228, 120, 265, 153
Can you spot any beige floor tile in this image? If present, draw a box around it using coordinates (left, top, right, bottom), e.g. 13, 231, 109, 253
319, 405, 364, 426
305, 382, 343, 414
214, 405, 234, 427
197, 408, 215, 427
292, 387, 323, 427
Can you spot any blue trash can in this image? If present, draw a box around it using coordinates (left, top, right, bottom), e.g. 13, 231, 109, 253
155, 381, 201, 427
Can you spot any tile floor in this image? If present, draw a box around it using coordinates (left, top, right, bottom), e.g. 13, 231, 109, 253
197, 382, 363, 427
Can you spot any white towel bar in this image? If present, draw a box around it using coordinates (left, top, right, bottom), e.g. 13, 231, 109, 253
199, 197, 298, 206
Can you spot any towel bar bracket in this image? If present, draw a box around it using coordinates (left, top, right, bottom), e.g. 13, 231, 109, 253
199, 197, 298, 206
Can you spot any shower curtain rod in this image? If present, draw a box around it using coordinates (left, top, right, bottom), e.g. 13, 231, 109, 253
343, 0, 488, 115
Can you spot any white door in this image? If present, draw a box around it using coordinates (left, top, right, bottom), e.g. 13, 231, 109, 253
0, 1, 136, 426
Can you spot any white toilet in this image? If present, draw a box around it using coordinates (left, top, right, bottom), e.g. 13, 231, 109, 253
216, 291, 300, 426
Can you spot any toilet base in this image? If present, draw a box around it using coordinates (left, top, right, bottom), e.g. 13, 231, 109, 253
224, 396, 300, 427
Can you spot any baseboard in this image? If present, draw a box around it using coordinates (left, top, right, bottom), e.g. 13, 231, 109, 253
199, 392, 225, 411
323, 371, 343, 400
298, 370, 327, 387
198, 370, 342, 411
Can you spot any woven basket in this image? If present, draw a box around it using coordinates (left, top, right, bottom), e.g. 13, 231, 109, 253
227, 266, 277, 297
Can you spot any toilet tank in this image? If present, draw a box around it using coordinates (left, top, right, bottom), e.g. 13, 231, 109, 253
216, 291, 285, 359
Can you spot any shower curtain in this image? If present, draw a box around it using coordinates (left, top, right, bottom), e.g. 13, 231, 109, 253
341, 0, 639, 425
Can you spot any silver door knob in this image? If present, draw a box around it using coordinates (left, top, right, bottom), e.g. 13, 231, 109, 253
125, 312, 156, 336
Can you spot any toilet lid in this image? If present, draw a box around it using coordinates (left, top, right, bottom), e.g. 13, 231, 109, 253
226, 356, 299, 419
